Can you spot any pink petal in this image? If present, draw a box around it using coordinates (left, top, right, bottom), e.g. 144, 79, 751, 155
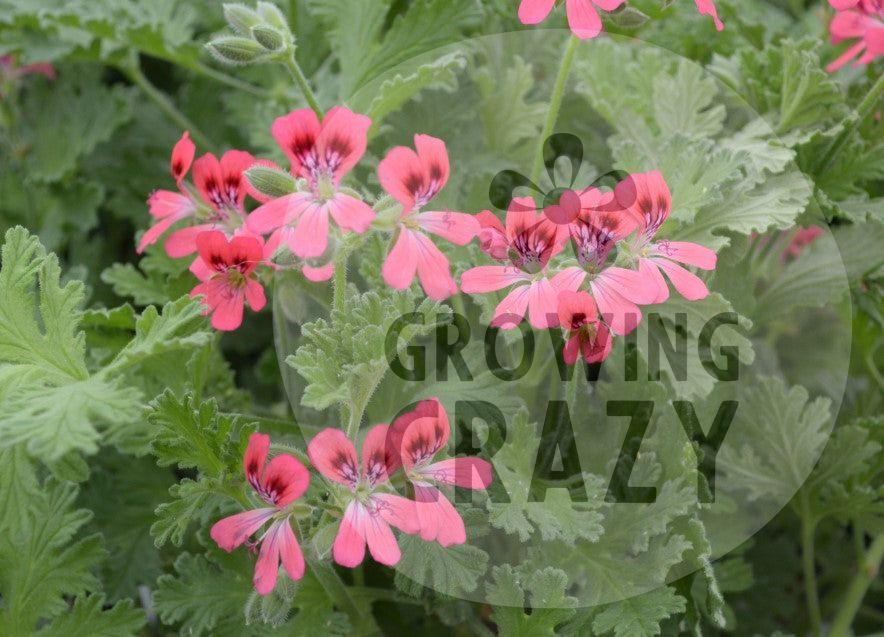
461, 265, 527, 294
653, 258, 710, 301
420, 457, 493, 489
581, 322, 612, 363
386, 397, 443, 474
374, 493, 421, 535
246, 193, 314, 235
518, 0, 556, 24
565, 0, 603, 39
333, 502, 367, 567
271, 109, 321, 179
378, 145, 422, 211
655, 241, 717, 270
327, 192, 375, 233
639, 258, 670, 304
166, 224, 216, 259
361, 424, 394, 487
171, 132, 195, 183
289, 203, 329, 259
303, 262, 334, 281
396, 400, 451, 469
244, 433, 270, 487
594, 0, 626, 9
219, 150, 257, 209
316, 106, 371, 183
138, 215, 182, 254
550, 266, 587, 293
189, 256, 213, 282
413, 231, 458, 300
362, 506, 401, 566
527, 277, 560, 329
505, 196, 542, 242
413, 485, 466, 547
563, 333, 581, 365
417, 211, 480, 245
192, 153, 223, 210
276, 519, 305, 582
259, 454, 310, 507
590, 278, 642, 335
829, 0, 860, 8
596, 266, 661, 305
148, 190, 194, 220
491, 282, 532, 329
382, 229, 420, 291
695, 0, 724, 31
210, 508, 275, 552
228, 234, 265, 275
210, 292, 246, 331
615, 171, 672, 238
557, 289, 598, 328
253, 520, 282, 595
414, 134, 450, 196
307, 428, 359, 487
245, 279, 266, 312
195, 230, 232, 267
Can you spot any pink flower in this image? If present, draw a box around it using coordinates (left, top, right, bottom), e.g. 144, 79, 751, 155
461, 197, 567, 329
826, 1, 884, 72
246, 107, 375, 260
614, 171, 717, 305
557, 290, 612, 364
211, 433, 310, 595
189, 231, 268, 331
138, 132, 258, 258
695, 0, 724, 31
0, 54, 56, 84
307, 426, 419, 568
384, 398, 492, 547
784, 225, 824, 260
549, 188, 657, 335
518, 0, 625, 39
378, 135, 479, 300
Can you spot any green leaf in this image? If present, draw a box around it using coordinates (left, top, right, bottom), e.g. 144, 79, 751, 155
487, 566, 577, 635
151, 476, 228, 548
592, 586, 686, 637
394, 534, 489, 598
37, 595, 144, 637
475, 55, 545, 152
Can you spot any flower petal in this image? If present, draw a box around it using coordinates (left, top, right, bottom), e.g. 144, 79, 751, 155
247, 192, 313, 234
307, 428, 359, 488
361, 424, 394, 487
289, 203, 329, 259
527, 277, 560, 329
171, 131, 195, 183
333, 501, 367, 567
420, 457, 493, 489
565, 0, 603, 39
656, 241, 717, 270
253, 520, 282, 595
210, 508, 275, 552
378, 145, 422, 211
518, 0, 556, 24
461, 265, 527, 294
654, 258, 710, 301
244, 432, 270, 488
416, 211, 479, 245
260, 454, 310, 507
276, 520, 306, 583
374, 493, 420, 535
382, 229, 420, 291
590, 277, 642, 335
392, 398, 450, 469
271, 108, 322, 179
491, 282, 532, 329
413, 231, 458, 300
168, 224, 217, 259
413, 484, 466, 547
316, 106, 371, 183
327, 193, 375, 233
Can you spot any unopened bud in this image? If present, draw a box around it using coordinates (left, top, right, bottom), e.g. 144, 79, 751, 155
251, 25, 286, 52
245, 165, 297, 198
256, 1, 289, 31
223, 3, 261, 35
206, 37, 266, 65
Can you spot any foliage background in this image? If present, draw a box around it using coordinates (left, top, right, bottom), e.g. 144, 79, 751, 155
0, 0, 881, 635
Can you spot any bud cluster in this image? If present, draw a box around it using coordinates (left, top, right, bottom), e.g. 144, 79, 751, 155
207, 2, 295, 66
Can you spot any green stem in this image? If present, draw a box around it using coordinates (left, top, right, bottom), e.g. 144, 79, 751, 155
191, 61, 277, 98
531, 35, 579, 186
122, 60, 214, 151
799, 491, 822, 637
830, 534, 884, 637
284, 50, 323, 118
816, 73, 884, 174
303, 553, 372, 629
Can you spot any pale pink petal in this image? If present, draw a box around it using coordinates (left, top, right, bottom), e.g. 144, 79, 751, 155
271, 109, 321, 179
245, 279, 266, 312
244, 432, 270, 487
253, 520, 282, 595
695, 0, 724, 31
491, 283, 532, 329
378, 145, 422, 211
590, 278, 642, 335
414, 134, 451, 195
374, 493, 421, 535
563, 334, 581, 365
382, 229, 420, 291
189, 256, 213, 282
505, 197, 541, 242
829, 0, 860, 8
247, 192, 314, 234
461, 265, 527, 294
656, 241, 717, 270
289, 204, 329, 258
210, 508, 275, 551
413, 232, 458, 300
596, 266, 661, 305
138, 216, 183, 254
420, 457, 493, 489
550, 266, 587, 293
416, 211, 479, 245
171, 132, 195, 183
276, 520, 306, 582
827, 40, 866, 72
519, 0, 556, 24
654, 258, 710, 301
557, 289, 598, 328
639, 258, 670, 304
527, 277, 560, 329
148, 190, 194, 220
327, 193, 375, 233
210, 293, 246, 331
413, 484, 466, 547
316, 106, 371, 183
361, 424, 394, 486
303, 262, 334, 281
565, 0, 603, 39
387, 397, 447, 474
166, 223, 216, 259
362, 508, 401, 566
333, 502, 367, 568
259, 455, 310, 507
307, 428, 359, 487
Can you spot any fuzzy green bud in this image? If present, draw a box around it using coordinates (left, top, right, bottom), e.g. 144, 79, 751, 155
223, 3, 262, 35
245, 165, 297, 198
206, 36, 266, 65
251, 25, 287, 52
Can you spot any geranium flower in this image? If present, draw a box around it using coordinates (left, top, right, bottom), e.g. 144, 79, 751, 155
138, 132, 257, 257
695, 0, 724, 31
826, 0, 883, 72
550, 188, 657, 335
190, 230, 268, 331
246, 107, 375, 260
0, 54, 56, 83
518, 0, 625, 40
307, 426, 419, 568
461, 197, 567, 329
384, 398, 492, 547
378, 135, 479, 300
784, 225, 824, 260
211, 433, 310, 595
614, 171, 717, 304
557, 290, 612, 364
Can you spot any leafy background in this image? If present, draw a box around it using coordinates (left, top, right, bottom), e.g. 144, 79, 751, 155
0, 0, 882, 636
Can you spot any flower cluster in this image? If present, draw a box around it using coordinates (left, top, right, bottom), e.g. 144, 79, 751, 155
212, 399, 492, 594
517, 0, 723, 40
826, 0, 883, 72
462, 170, 716, 365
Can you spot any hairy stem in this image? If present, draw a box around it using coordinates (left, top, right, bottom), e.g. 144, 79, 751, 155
284, 50, 323, 118
531, 35, 579, 185
799, 491, 822, 637
123, 60, 214, 151
816, 73, 884, 174
830, 534, 884, 637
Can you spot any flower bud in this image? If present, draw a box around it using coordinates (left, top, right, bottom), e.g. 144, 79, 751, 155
206, 37, 266, 66
223, 3, 261, 35
256, 1, 289, 31
245, 165, 297, 198
251, 25, 286, 52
